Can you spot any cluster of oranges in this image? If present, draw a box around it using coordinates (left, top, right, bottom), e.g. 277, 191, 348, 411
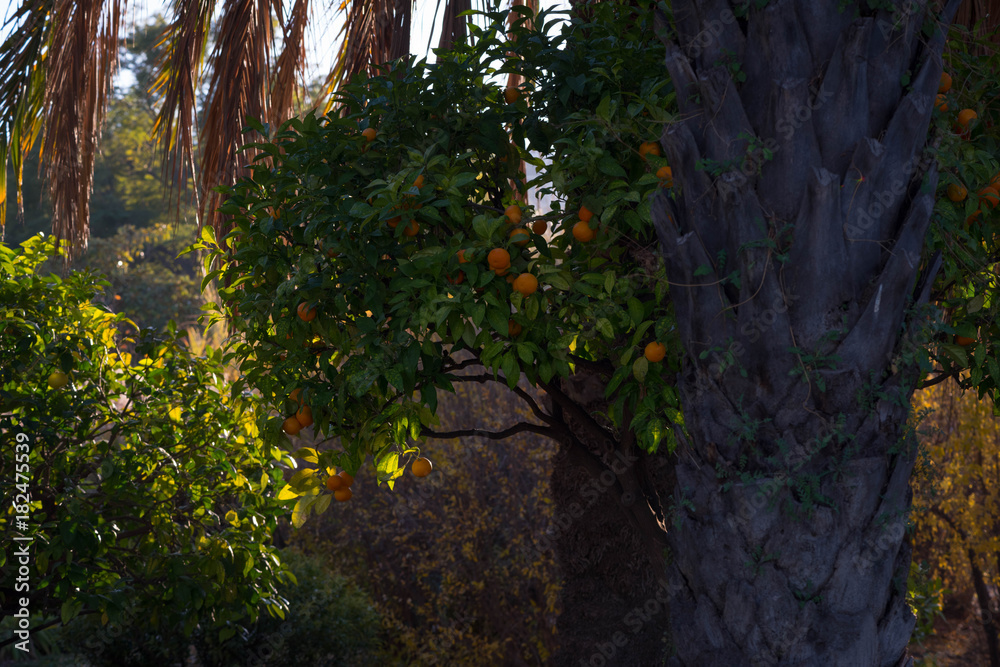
325, 468, 355, 501
947, 169, 1000, 228
936, 71, 978, 138
281, 388, 314, 436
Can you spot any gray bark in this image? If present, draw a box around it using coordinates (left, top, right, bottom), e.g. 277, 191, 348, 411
650, 1, 961, 664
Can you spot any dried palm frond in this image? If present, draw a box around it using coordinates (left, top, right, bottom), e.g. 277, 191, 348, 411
271, 0, 310, 124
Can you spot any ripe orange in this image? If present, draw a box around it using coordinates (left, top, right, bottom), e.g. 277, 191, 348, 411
282, 416, 303, 435
656, 165, 673, 186
572, 220, 596, 242
413, 174, 425, 189
939, 71, 952, 94
457, 249, 470, 263
504, 204, 523, 225
488, 248, 511, 273
362, 127, 377, 142
338, 471, 354, 487
532, 219, 547, 235
639, 141, 661, 159
947, 183, 967, 202
644, 341, 666, 363
387, 215, 402, 228
967, 209, 982, 226
509, 227, 530, 246
579, 205, 593, 222
935, 94, 948, 112
402, 220, 420, 236
412, 457, 433, 477
955, 335, 976, 346
957, 108, 977, 127
979, 186, 999, 209
295, 404, 313, 428
504, 86, 520, 104
297, 302, 317, 322
991, 173, 1000, 190
446, 271, 465, 285
326, 474, 344, 492
334, 487, 352, 502
508, 319, 522, 336
512, 273, 538, 296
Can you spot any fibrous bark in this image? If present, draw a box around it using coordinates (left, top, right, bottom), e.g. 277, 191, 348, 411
651, 1, 960, 665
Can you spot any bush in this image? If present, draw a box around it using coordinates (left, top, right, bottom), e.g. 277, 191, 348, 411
60, 548, 382, 666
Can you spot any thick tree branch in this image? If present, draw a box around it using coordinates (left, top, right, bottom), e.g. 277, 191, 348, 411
422, 421, 554, 441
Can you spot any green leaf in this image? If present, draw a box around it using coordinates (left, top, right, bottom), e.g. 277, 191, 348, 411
598, 156, 628, 179
501, 353, 520, 389
968, 293, 985, 314
276, 483, 300, 501
628, 298, 644, 326
596, 318, 614, 339
596, 94, 612, 121
291, 447, 319, 463
61, 599, 83, 625
291, 496, 317, 528
633, 356, 649, 383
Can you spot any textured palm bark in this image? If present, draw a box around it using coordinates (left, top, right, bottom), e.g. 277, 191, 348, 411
650, 1, 960, 665
545, 370, 676, 666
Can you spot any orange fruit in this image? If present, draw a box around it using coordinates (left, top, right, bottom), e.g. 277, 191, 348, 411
935, 94, 948, 112
413, 174, 425, 189
412, 457, 433, 477
488, 248, 511, 273
504, 86, 520, 104
656, 165, 673, 186
362, 127, 377, 142
990, 173, 1000, 190
644, 341, 666, 363
579, 205, 593, 222
572, 220, 596, 242
338, 471, 354, 487
957, 108, 977, 127
939, 71, 952, 94
387, 215, 401, 228
966, 209, 982, 226
979, 186, 999, 209
639, 141, 661, 159
955, 335, 975, 346
402, 220, 420, 236
282, 416, 303, 435
326, 474, 344, 492
334, 487, 352, 502
295, 404, 313, 428
508, 319, 522, 336
532, 219, 547, 235
512, 273, 538, 296
947, 183, 967, 202
47, 371, 69, 389
504, 204, 523, 225
509, 227, 530, 246
457, 249, 470, 263
446, 271, 465, 285
297, 302, 317, 322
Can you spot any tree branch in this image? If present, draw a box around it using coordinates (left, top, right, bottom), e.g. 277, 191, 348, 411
422, 421, 555, 441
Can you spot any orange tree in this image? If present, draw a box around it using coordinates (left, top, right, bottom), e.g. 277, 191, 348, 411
0, 235, 289, 657
192, 2, 682, 661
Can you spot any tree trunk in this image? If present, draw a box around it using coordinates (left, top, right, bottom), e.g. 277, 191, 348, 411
650, 1, 960, 664
545, 371, 676, 665
968, 547, 1000, 667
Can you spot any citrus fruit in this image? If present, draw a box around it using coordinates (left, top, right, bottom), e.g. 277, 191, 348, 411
457, 249, 470, 263
644, 341, 666, 363
513, 273, 538, 296
413, 174, 425, 189
446, 271, 465, 285
362, 127, 377, 142
47, 371, 69, 389
656, 165, 674, 186
967, 209, 982, 226
639, 141, 661, 159
509, 227, 530, 246
338, 471, 354, 487
504, 204, 522, 225
939, 71, 952, 93
935, 94, 948, 112
504, 86, 520, 104
957, 108, 977, 127
991, 173, 1000, 190
532, 219, 547, 235
579, 205, 593, 222
488, 248, 511, 273
412, 457, 433, 477
508, 319, 522, 336
947, 183, 967, 202
387, 215, 401, 228
297, 302, 317, 322
282, 416, 303, 435
979, 186, 999, 209
955, 335, 975, 346
334, 487, 352, 502
572, 220, 596, 242
326, 475, 344, 492
402, 220, 420, 236
295, 404, 313, 428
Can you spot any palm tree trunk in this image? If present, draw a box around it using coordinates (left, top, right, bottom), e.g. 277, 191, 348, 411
650, 1, 960, 663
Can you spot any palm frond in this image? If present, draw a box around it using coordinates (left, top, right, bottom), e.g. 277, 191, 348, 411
435, 0, 471, 52
198, 0, 277, 238
0, 0, 54, 239
271, 0, 310, 123
39, 0, 123, 258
